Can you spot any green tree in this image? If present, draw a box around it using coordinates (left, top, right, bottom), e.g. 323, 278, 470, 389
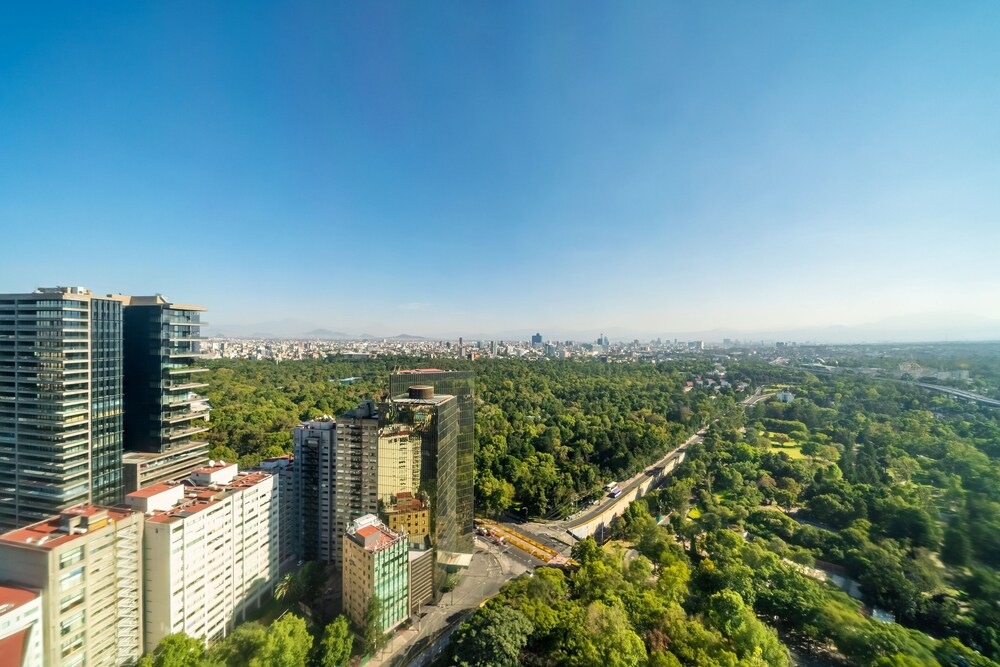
318, 616, 353, 667
451, 605, 535, 667
940, 520, 971, 567
363, 595, 389, 656
206, 622, 267, 666
274, 572, 299, 604
150, 633, 205, 667
250, 614, 313, 667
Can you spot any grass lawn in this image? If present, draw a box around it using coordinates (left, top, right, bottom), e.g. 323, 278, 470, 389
770, 443, 807, 459
246, 596, 293, 626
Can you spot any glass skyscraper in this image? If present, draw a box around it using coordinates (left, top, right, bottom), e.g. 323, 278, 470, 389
389, 369, 474, 556
0, 288, 124, 530
122, 296, 211, 491
385, 384, 465, 598
0, 287, 211, 530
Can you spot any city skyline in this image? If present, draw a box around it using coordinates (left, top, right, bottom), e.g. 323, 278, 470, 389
2, 3, 999, 338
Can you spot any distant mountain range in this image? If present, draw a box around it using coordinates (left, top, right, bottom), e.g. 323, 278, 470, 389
205, 312, 1000, 345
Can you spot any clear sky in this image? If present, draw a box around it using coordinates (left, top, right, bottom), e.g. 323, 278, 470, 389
1, 2, 998, 338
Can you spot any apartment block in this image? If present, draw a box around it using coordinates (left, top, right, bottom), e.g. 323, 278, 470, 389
0, 506, 144, 667
0, 583, 43, 667
333, 401, 380, 569
293, 417, 336, 563
0, 287, 212, 531
125, 462, 279, 651
258, 454, 297, 571
342, 515, 408, 634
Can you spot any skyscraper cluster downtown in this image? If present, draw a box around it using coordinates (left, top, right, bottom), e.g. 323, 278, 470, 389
0, 286, 475, 666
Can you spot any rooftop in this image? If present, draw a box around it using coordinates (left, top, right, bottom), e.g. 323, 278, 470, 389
127, 481, 182, 499
142, 471, 272, 524
0, 506, 137, 551
347, 516, 405, 553
392, 392, 455, 406
0, 583, 38, 615
190, 460, 236, 475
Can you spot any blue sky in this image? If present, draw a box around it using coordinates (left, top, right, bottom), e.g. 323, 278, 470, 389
1, 2, 998, 337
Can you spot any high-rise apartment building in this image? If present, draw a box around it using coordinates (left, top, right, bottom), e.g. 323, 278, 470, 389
258, 454, 297, 572
0, 505, 144, 667
389, 370, 474, 558
121, 295, 210, 492
293, 402, 379, 569
125, 462, 279, 651
331, 401, 379, 568
0, 288, 125, 530
342, 514, 409, 634
293, 417, 336, 563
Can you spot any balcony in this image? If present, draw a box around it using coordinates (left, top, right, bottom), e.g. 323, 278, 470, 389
163, 380, 209, 392
162, 424, 210, 441
162, 408, 210, 425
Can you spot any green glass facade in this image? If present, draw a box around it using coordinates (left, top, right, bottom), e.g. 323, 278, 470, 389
123, 301, 210, 484
372, 535, 409, 632
389, 370, 474, 555
385, 390, 461, 597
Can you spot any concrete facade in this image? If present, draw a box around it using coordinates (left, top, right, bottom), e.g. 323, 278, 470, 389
125, 464, 279, 651
0, 506, 144, 667
343, 515, 409, 634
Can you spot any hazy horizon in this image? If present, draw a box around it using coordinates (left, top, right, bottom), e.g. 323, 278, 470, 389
2, 3, 998, 335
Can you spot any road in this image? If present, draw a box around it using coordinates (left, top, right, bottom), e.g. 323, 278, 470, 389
402, 386, 771, 664
367, 537, 537, 667
507, 387, 770, 553
915, 382, 1000, 407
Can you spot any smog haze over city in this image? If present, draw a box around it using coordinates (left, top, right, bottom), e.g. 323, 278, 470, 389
1, 3, 998, 343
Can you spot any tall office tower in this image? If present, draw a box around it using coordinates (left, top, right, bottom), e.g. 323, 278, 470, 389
125, 462, 279, 651
531, 332, 543, 346
0, 505, 144, 666
389, 370, 474, 557
0, 287, 125, 531
293, 417, 336, 563
333, 401, 380, 568
121, 296, 210, 492
386, 385, 463, 597
376, 424, 422, 504
342, 514, 409, 634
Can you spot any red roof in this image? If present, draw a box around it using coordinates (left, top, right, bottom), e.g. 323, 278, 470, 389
397, 368, 446, 374
0, 628, 29, 667
0, 584, 37, 613
0, 506, 136, 551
